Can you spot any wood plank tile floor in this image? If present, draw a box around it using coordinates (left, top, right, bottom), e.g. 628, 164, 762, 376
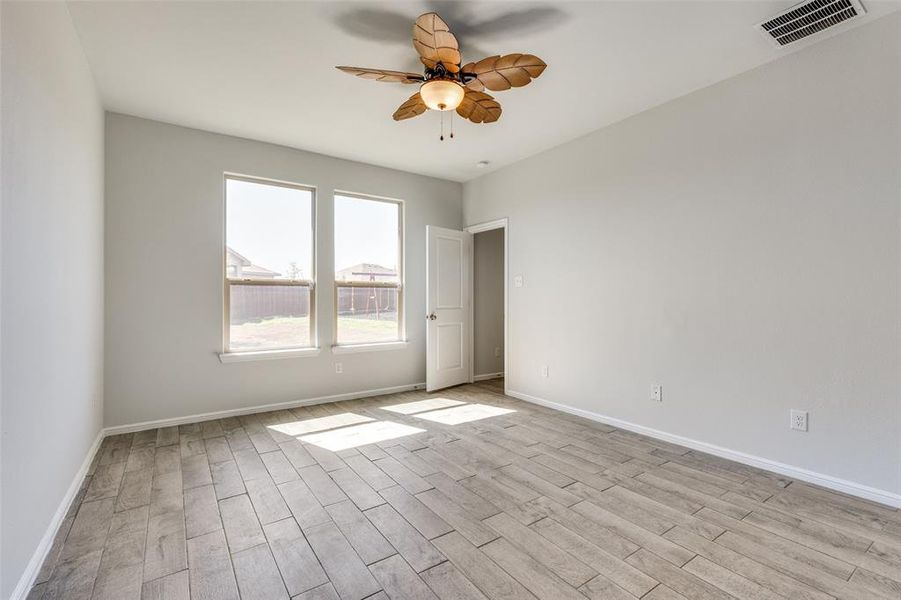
28, 379, 901, 599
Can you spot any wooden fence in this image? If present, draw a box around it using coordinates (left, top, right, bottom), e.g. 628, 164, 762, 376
230, 285, 309, 324
337, 287, 398, 316
230, 285, 398, 324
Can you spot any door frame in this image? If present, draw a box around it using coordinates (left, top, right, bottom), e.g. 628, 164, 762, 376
465, 218, 508, 395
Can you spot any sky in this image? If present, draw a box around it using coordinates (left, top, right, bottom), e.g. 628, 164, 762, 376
227, 179, 313, 278
334, 194, 399, 276
226, 179, 398, 280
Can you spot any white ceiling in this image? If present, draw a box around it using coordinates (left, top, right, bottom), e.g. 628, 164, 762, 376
68, 1, 900, 182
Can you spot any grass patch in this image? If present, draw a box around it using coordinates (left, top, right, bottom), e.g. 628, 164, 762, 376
230, 314, 398, 350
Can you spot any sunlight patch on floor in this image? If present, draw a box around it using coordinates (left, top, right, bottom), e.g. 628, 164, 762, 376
412, 403, 515, 425
380, 397, 465, 415
299, 420, 426, 451
267, 412, 373, 436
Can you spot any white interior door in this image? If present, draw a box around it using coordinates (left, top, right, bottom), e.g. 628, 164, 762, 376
426, 226, 471, 392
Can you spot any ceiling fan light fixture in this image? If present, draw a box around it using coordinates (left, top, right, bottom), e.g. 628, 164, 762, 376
338, 12, 545, 128
420, 79, 465, 111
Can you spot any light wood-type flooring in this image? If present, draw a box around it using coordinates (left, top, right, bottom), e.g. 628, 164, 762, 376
27, 379, 901, 599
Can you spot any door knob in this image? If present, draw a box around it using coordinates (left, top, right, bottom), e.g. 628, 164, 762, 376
427, 313, 437, 320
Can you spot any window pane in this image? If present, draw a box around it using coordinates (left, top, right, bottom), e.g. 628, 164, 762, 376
335, 195, 399, 284
336, 286, 399, 344
229, 285, 310, 351
226, 178, 313, 281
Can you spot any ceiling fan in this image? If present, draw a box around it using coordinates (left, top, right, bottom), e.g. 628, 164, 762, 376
336, 12, 546, 138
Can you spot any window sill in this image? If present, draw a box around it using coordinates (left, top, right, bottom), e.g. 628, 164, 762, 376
219, 347, 321, 363
331, 341, 408, 355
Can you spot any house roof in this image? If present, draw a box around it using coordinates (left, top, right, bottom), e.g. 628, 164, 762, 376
226, 246, 282, 278
226, 246, 251, 266
336, 263, 397, 281
242, 264, 281, 278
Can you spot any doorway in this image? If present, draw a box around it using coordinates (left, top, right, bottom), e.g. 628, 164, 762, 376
467, 219, 507, 392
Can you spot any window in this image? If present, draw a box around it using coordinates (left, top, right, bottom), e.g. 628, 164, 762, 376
224, 175, 315, 353
334, 193, 403, 346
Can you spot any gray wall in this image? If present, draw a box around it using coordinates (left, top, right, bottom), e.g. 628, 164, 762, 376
105, 114, 462, 427
1, 2, 105, 597
464, 14, 901, 496
473, 229, 504, 377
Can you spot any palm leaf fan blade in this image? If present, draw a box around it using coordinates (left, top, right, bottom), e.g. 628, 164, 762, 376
462, 54, 547, 91
393, 93, 428, 121
412, 12, 461, 73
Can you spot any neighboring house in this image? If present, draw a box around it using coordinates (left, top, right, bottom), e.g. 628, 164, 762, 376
336, 262, 396, 282
226, 246, 281, 279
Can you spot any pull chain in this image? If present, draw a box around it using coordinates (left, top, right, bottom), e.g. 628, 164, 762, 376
440, 110, 444, 141
450, 110, 455, 139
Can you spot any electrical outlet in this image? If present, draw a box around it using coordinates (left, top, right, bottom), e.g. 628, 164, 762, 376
790, 409, 808, 432
540, 365, 549, 378
514, 274, 524, 288
652, 385, 663, 402
335, 362, 343, 374
494, 347, 501, 358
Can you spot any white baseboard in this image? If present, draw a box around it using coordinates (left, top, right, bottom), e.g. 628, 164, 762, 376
473, 372, 504, 382
104, 382, 426, 435
507, 389, 901, 509
11, 429, 105, 600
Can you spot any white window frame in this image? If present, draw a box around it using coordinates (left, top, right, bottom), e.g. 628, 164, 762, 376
333, 191, 405, 351
221, 173, 317, 360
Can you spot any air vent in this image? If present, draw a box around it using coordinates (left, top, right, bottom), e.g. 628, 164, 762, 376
757, 0, 866, 46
